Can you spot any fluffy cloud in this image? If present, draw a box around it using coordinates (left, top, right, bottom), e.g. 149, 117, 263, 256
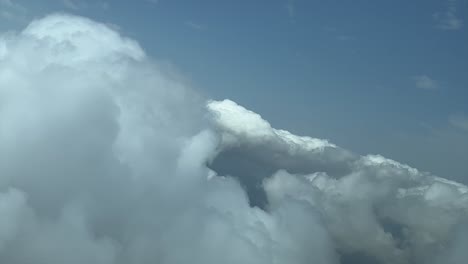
0, 14, 467, 264
209, 100, 468, 264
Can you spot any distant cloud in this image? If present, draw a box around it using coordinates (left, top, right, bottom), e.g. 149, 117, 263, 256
185, 21, 206, 31
286, 0, 295, 18
321, 26, 356, 41
61, 0, 109, 10
62, 0, 80, 10
98, 1, 109, 10
450, 114, 468, 132
434, 0, 463, 30
335, 34, 356, 41
0, 0, 13, 6
322, 26, 337, 32
413, 75, 438, 90
145, 0, 159, 4
0, 0, 27, 22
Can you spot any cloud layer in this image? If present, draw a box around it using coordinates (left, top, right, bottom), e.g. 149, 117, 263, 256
0, 14, 467, 264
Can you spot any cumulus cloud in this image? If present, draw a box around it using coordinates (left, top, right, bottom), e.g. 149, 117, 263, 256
0, 14, 467, 264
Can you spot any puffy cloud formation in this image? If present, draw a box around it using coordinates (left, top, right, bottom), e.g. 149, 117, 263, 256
0, 14, 467, 264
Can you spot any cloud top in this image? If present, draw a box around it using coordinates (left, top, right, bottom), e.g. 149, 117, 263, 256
0, 14, 467, 264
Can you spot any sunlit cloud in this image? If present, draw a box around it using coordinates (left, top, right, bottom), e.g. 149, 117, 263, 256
0, 14, 466, 264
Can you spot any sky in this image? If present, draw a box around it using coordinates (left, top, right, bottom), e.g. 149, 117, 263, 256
1, 2, 468, 264
1, 0, 467, 182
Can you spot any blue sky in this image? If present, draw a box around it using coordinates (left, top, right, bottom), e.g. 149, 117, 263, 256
1, 0, 467, 182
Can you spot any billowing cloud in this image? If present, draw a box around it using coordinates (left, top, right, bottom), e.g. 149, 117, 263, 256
0, 14, 467, 264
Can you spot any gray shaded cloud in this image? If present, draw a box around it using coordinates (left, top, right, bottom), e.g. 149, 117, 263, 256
208, 100, 468, 264
0, 14, 467, 264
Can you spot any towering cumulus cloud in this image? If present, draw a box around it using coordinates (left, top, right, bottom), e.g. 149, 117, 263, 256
0, 14, 467, 264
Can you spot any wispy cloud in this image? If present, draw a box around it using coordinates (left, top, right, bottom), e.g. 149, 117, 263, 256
98, 1, 109, 10
0, 0, 27, 22
336, 34, 356, 41
185, 21, 206, 31
62, 0, 80, 10
0, 0, 14, 6
413, 75, 438, 90
321, 26, 357, 41
61, 0, 109, 11
286, 0, 295, 18
450, 114, 468, 132
433, 0, 463, 30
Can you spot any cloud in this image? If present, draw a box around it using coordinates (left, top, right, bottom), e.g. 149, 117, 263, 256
0, 0, 27, 22
321, 26, 356, 42
0, 13, 467, 264
336, 35, 356, 41
208, 100, 468, 264
413, 75, 438, 90
433, 0, 463, 30
185, 21, 206, 31
286, 0, 295, 18
62, 0, 80, 10
61, 0, 109, 11
450, 114, 468, 132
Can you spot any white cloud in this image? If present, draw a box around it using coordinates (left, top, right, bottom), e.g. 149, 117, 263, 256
0, 13, 467, 264
434, 0, 463, 30
413, 75, 438, 90
209, 100, 468, 264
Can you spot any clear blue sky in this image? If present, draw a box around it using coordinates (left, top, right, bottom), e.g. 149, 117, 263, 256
1, 0, 467, 182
